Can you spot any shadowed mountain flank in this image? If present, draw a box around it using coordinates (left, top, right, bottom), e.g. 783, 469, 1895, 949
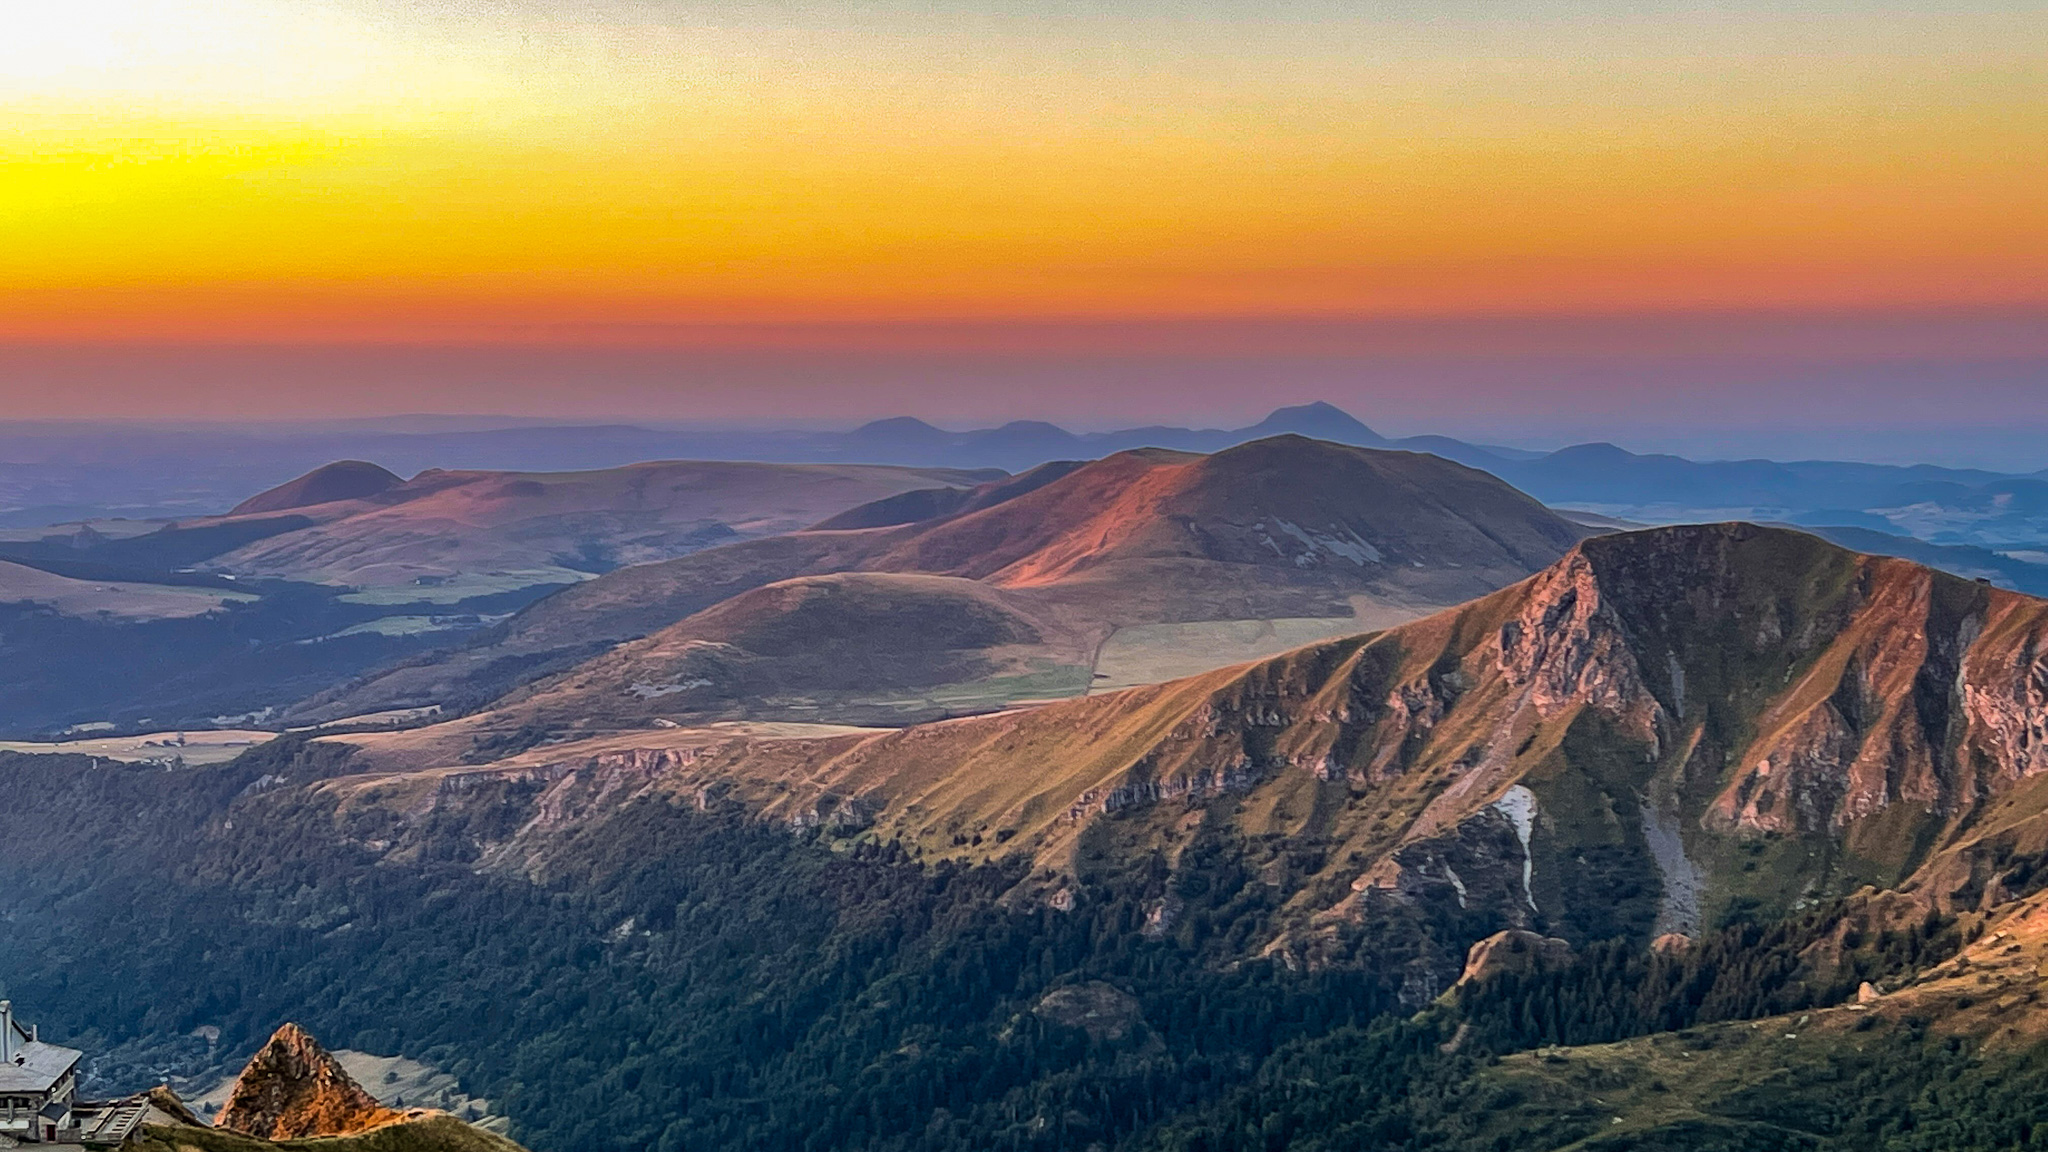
496, 572, 1093, 729
229, 461, 405, 516
809, 459, 1090, 531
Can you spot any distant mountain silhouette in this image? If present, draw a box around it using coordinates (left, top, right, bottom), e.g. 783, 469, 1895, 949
6, 405, 2040, 555
1238, 401, 1387, 444
772, 409, 2041, 550
811, 460, 1089, 531
825, 405, 1389, 468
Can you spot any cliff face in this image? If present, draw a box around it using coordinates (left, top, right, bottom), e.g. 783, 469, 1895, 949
1305, 524, 2048, 940
215, 1024, 403, 1140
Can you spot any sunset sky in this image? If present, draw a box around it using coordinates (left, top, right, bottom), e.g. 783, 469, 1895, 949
2, 0, 2044, 430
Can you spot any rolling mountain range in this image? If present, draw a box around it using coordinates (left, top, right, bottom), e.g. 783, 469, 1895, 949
825, 406, 2048, 553
5, 412, 2048, 1152
191, 458, 999, 595
294, 436, 1587, 729
2, 418, 2042, 748
0, 459, 995, 736
0, 457, 993, 597
0, 404, 1411, 524
10, 523, 2048, 1151
9, 403, 2046, 558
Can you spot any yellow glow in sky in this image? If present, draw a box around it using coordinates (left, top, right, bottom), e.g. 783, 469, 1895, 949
2, 0, 2044, 341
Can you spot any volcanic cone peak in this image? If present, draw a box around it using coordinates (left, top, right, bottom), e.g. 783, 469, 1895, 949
215, 1023, 404, 1140
228, 460, 404, 515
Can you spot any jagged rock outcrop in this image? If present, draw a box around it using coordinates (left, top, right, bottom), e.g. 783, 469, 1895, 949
1032, 982, 1146, 1042
215, 1024, 404, 1140
1456, 930, 1575, 986
1651, 932, 1695, 955
143, 1087, 205, 1127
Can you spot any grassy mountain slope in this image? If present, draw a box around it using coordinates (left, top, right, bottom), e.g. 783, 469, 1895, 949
1144, 881, 2048, 1151
866, 436, 1576, 593
0, 557, 256, 620
494, 572, 1100, 729
298, 437, 1585, 724
203, 459, 995, 594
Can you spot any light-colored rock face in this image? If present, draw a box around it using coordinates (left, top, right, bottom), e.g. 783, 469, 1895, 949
1475, 528, 2048, 844
1492, 551, 1664, 747
1100, 526, 2048, 945
214, 1024, 403, 1141
1713, 707, 1863, 835
1650, 556, 2048, 838
1961, 603, 2048, 784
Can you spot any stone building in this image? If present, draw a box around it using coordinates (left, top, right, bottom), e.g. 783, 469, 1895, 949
0, 1003, 146, 1147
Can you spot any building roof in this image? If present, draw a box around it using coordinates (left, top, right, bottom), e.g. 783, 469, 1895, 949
75, 1094, 152, 1144
0, 1041, 81, 1095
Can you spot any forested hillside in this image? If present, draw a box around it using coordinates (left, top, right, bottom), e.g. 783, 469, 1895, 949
0, 732, 2034, 1152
